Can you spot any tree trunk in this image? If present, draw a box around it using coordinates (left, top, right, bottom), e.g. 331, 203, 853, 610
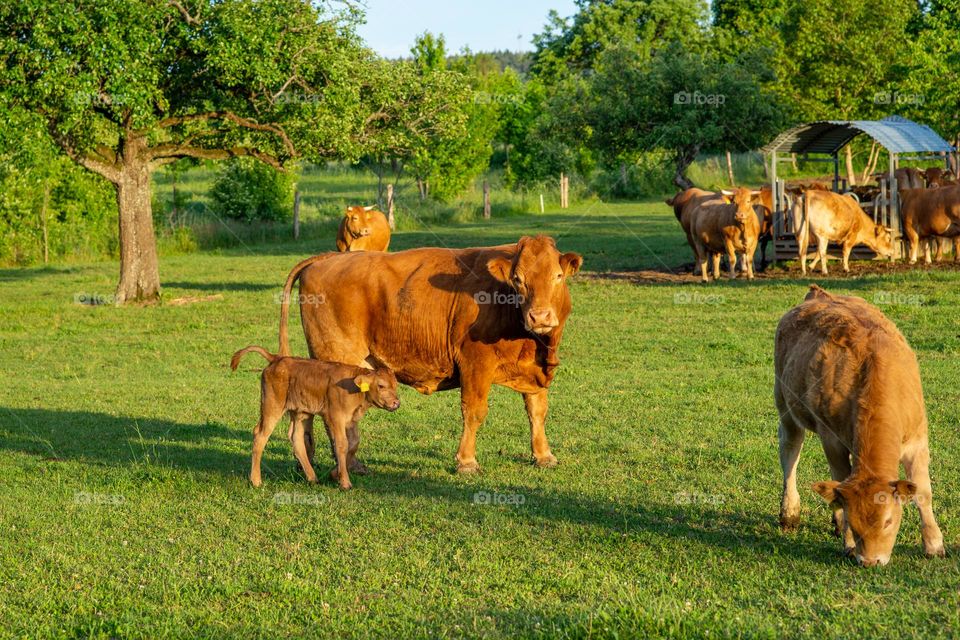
673, 146, 699, 190
115, 134, 160, 304
844, 146, 856, 187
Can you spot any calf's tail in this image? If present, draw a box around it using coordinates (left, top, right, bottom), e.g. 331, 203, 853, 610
231, 345, 277, 370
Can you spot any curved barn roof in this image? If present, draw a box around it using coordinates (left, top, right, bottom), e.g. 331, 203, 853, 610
763, 116, 954, 155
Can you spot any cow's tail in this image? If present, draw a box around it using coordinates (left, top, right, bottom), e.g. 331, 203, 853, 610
231, 345, 277, 370
279, 254, 333, 357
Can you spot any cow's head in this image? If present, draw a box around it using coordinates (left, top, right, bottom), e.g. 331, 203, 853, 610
344, 205, 380, 239
871, 224, 895, 258
354, 367, 401, 412
813, 478, 916, 566
720, 187, 763, 224
487, 235, 583, 336
923, 167, 945, 187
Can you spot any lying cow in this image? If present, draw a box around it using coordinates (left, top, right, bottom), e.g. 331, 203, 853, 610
791, 190, 894, 274
337, 205, 391, 252
690, 187, 761, 282
901, 184, 960, 263
278, 235, 582, 474
775, 285, 945, 566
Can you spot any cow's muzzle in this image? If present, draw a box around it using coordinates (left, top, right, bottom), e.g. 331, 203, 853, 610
526, 308, 558, 335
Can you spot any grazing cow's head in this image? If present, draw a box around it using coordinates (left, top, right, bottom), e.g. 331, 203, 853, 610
720, 187, 763, 224
871, 224, 895, 258
487, 235, 583, 335
813, 478, 916, 566
355, 367, 401, 411
344, 205, 380, 239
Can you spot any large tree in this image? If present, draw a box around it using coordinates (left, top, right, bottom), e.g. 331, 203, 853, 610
0, 0, 375, 303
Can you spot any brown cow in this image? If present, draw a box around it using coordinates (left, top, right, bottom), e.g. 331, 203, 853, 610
775, 285, 945, 566
666, 188, 717, 263
336, 205, 391, 252
901, 184, 960, 263
922, 167, 957, 188
690, 187, 761, 281
790, 190, 894, 274
278, 236, 583, 474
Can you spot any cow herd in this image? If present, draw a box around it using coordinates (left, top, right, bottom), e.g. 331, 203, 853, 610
668, 167, 960, 279
229, 201, 947, 568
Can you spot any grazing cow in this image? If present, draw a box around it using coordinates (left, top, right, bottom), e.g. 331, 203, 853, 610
901, 185, 960, 263
791, 190, 894, 275
690, 187, 761, 282
336, 205, 391, 252
775, 285, 945, 566
666, 188, 717, 264
277, 235, 582, 473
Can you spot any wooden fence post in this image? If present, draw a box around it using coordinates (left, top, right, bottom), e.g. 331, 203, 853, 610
40, 178, 50, 263
539, 194, 544, 214
386, 183, 395, 229
482, 180, 491, 219
725, 151, 735, 186
293, 189, 301, 240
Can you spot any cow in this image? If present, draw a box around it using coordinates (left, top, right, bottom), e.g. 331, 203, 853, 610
336, 205, 391, 252
277, 235, 583, 474
790, 190, 894, 275
689, 187, 761, 282
666, 188, 717, 264
922, 167, 957, 188
775, 285, 945, 566
901, 184, 960, 263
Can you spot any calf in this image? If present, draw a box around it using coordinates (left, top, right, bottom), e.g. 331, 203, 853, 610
231, 346, 400, 490
337, 205, 391, 252
791, 190, 893, 275
775, 285, 945, 566
690, 187, 761, 281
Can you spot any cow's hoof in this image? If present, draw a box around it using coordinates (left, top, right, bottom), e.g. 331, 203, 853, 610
779, 515, 800, 532
249, 476, 263, 488
534, 454, 559, 469
843, 546, 856, 558
456, 460, 481, 474
925, 544, 947, 558
338, 481, 353, 491
349, 459, 370, 475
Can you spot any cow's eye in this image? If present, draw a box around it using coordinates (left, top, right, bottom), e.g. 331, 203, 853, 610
556, 272, 563, 280
352, 216, 358, 221
512, 274, 523, 285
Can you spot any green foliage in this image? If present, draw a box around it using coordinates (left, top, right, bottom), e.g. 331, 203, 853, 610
209, 159, 295, 223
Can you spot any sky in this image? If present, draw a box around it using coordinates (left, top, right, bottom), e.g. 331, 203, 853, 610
355, 0, 579, 58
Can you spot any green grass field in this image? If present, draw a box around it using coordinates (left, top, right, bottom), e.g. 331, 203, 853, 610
2, 200, 959, 638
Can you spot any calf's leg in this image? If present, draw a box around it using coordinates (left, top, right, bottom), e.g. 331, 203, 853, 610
250, 396, 285, 488
821, 438, 855, 554
325, 416, 352, 490
778, 418, 805, 530
289, 411, 318, 484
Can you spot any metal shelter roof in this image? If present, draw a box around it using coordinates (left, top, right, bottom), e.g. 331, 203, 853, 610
762, 115, 954, 155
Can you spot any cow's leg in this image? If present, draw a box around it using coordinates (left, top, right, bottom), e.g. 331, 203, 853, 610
821, 438, 855, 555
905, 226, 920, 264
797, 227, 809, 275
250, 398, 284, 488
817, 236, 830, 275
696, 244, 710, 282
778, 417, 805, 531
841, 241, 853, 273
934, 238, 945, 262
744, 243, 757, 279
953, 237, 960, 262
923, 237, 933, 264
289, 411, 318, 484
902, 444, 946, 557
455, 368, 493, 474
709, 253, 720, 280
523, 389, 556, 468
759, 236, 769, 272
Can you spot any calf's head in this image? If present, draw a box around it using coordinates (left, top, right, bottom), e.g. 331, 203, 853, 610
344, 205, 380, 239
720, 187, 762, 224
813, 478, 917, 566
355, 367, 401, 411
487, 235, 583, 335
870, 224, 895, 258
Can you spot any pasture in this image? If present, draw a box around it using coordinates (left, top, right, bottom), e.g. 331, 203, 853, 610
2, 201, 960, 638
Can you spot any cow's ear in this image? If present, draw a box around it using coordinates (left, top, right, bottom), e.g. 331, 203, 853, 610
812, 480, 843, 506
890, 480, 917, 502
561, 252, 583, 276
487, 257, 512, 283
343, 208, 352, 217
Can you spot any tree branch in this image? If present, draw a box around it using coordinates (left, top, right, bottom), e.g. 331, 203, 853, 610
150, 110, 297, 157
168, 0, 199, 25
148, 143, 285, 170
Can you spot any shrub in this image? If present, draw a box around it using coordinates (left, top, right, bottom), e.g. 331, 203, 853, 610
209, 158, 295, 223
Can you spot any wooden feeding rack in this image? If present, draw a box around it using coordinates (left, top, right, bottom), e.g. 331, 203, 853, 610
762, 116, 957, 262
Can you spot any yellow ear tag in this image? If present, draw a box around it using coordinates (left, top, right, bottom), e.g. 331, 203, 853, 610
359, 382, 370, 393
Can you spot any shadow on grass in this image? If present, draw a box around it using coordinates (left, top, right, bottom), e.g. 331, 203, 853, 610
165, 280, 277, 293
0, 406, 838, 564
